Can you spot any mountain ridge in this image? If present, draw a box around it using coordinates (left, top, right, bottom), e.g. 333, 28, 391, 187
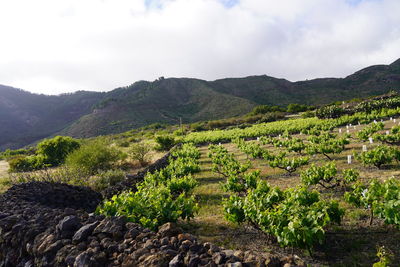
1, 59, 400, 150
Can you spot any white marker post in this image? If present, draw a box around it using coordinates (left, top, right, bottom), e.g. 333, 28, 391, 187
347, 155, 352, 164
362, 145, 367, 152
386, 130, 390, 135
257, 137, 260, 141
346, 125, 349, 129
394, 119, 397, 123
390, 117, 393, 121
369, 137, 374, 144
346, 129, 350, 134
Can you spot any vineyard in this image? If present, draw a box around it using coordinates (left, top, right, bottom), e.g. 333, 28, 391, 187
180, 111, 400, 265
2, 94, 400, 266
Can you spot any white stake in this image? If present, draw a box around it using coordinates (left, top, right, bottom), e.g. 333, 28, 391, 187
390, 117, 393, 121
347, 155, 352, 164
362, 145, 367, 152
346, 129, 350, 133
339, 129, 342, 133
346, 125, 349, 129
257, 137, 260, 141
386, 130, 390, 135
394, 119, 397, 123
374, 120, 377, 124
369, 137, 374, 144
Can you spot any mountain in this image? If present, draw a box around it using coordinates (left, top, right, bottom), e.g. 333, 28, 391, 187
1, 59, 400, 150
0, 86, 104, 150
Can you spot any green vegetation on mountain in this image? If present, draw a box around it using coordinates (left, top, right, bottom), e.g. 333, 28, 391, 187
1, 59, 400, 150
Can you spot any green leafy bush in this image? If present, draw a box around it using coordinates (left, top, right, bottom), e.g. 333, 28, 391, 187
36, 136, 80, 166
7, 155, 45, 172
345, 178, 400, 226
97, 186, 197, 230
354, 145, 394, 169
155, 136, 175, 151
88, 169, 126, 191
97, 143, 200, 230
301, 162, 359, 189
66, 140, 125, 174
224, 182, 344, 251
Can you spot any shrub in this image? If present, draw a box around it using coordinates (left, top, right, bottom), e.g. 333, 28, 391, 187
129, 142, 152, 166
155, 136, 175, 151
7, 155, 45, 172
66, 140, 125, 174
355, 145, 394, 169
36, 136, 80, 166
88, 169, 126, 191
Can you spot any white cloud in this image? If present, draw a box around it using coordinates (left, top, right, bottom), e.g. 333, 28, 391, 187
0, 0, 399, 94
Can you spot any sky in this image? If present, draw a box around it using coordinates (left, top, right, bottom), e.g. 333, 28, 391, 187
0, 0, 399, 95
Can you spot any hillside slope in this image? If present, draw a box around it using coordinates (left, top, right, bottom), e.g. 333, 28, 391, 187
0, 85, 104, 150
1, 59, 400, 149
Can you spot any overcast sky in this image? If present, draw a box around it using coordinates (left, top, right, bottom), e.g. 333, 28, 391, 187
0, 0, 399, 95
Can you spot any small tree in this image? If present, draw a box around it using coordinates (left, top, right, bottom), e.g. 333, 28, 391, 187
130, 142, 152, 166
155, 136, 175, 151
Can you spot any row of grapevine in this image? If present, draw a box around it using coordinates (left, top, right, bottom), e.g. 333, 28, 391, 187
96, 143, 201, 230
233, 138, 309, 174
184, 106, 400, 144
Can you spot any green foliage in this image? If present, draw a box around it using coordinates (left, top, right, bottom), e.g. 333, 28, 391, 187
354, 145, 394, 169
234, 138, 271, 159
7, 155, 45, 172
345, 178, 400, 226
66, 140, 125, 174
96, 143, 200, 230
36, 136, 80, 166
224, 182, 344, 250
287, 103, 312, 113
373, 246, 393, 267
97, 144, 199, 230
356, 122, 384, 141
0, 148, 33, 160
248, 105, 285, 116
129, 142, 152, 166
208, 144, 257, 194
268, 152, 309, 174
155, 136, 175, 151
300, 162, 359, 189
88, 169, 126, 191
316, 105, 346, 119
373, 125, 400, 145
307, 132, 349, 160
96, 186, 197, 230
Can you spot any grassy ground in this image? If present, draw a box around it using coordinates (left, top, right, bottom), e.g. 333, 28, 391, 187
0, 160, 10, 193
180, 118, 400, 266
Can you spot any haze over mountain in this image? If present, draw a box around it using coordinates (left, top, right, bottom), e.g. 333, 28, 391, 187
1, 59, 400, 150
